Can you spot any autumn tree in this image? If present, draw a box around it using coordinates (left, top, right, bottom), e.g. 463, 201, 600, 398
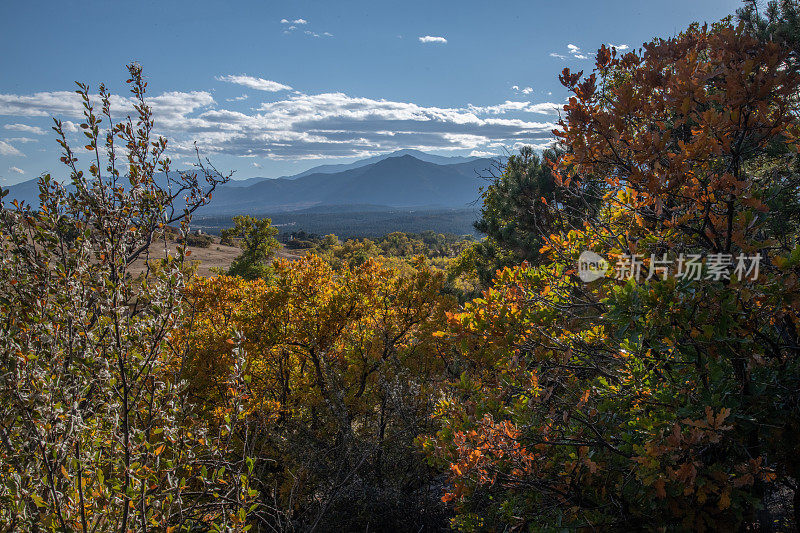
0, 64, 256, 531
178, 256, 456, 530
427, 22, 800, 531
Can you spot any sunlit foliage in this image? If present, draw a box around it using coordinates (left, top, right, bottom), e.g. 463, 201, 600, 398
178, 256, 456, 529
425, 22, 800, 531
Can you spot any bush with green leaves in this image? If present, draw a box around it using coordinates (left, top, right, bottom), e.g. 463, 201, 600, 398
0, 64, 256, 531
220, 216, 279, 280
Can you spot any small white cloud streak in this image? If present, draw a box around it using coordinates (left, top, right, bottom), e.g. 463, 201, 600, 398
469, 149, 498, 157
551, 43, 591, 61
216, 75, 293, 92
469, 100, 561, 115
419, 35, 447, 44
4, 123, 45, 135
0, 140, 24, 157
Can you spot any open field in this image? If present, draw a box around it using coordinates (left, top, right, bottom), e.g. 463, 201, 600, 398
129, 235, 304, 277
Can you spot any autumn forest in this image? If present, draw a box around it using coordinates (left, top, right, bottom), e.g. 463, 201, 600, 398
2, 2, 800, 531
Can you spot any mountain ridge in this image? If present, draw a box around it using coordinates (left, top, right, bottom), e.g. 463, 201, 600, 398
225, 149, 484, 187
3, 152, 499, 218
195, 154, 495, 216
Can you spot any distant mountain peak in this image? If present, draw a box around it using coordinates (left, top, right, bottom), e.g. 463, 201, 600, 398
382, 153, 423, 162
5, 152, 498, 216
225, 149, 485, 185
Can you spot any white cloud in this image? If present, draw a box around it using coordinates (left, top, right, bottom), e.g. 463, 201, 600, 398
0, 140, 23, 157
469, 149, 498, 157
252, 162, 262, 168
0, 91, 90, 117
216, 75, 293, 92
609, 43, 630, 51
419, 36, 447, 44
226, 94, 249, 102
0, 90, 214, 121
281, 19, 330, 37
149, 91, 215, 119
533, 140, 558, 150
9, 166, 24, 174
469, 100, 561, 115
470, 101, 530, 114
4, 123, 45, 135
526, 102, 561, 114
0, 85, 558, 161
551, 43, 589, 61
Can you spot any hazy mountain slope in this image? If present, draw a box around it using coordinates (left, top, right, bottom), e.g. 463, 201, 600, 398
223, 149, 484, 186
317, 155, 480, 207
284, 149, 482, 180
196, 154, 492, 215
4, 154, 495, 217
1, 178, 42, 208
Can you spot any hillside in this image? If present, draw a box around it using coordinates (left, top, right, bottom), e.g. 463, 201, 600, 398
226, 148, 482, 186
195, 154, 494, 216
4, 152, 496, 217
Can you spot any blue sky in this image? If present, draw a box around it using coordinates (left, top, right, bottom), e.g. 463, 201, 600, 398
0, 0, 740, 185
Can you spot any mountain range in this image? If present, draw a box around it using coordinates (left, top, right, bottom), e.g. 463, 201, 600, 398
226, 149, 484, 187
4, 150, 499, 218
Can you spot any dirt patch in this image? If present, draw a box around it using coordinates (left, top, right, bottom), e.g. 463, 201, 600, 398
129, 235, 304, 278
